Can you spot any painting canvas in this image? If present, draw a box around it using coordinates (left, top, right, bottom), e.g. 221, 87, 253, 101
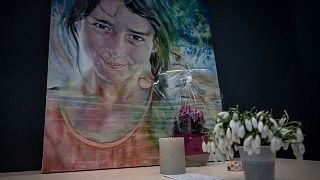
42, 0, 222, 173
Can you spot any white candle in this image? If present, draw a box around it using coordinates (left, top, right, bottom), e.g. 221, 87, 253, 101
159, 137, 186, 175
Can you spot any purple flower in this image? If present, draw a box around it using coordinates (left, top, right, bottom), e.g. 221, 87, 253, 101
177, 105, 206, 125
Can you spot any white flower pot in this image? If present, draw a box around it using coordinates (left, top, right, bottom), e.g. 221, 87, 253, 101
239, 146, 276, 180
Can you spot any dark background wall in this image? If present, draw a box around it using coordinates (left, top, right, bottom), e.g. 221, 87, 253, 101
0, 0, 319, 173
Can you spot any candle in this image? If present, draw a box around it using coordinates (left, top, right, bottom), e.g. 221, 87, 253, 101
159, 137, 186, 175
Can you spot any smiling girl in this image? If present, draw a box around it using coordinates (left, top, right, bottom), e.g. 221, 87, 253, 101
42, 0, 176, 172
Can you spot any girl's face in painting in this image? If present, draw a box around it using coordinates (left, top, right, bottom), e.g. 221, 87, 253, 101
78, 0, 155, 84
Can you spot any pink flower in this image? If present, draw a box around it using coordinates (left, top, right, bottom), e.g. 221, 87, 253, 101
177, 105, 206, 126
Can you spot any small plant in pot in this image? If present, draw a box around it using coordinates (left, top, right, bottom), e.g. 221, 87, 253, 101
173, 104, 209, 166
202, 106, 305, 180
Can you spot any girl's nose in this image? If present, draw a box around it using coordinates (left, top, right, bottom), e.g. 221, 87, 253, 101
107, 35, 127, 58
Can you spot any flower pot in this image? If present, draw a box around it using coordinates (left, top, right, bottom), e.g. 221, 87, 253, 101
173, 133, 209, 166
239, 146, 276, 180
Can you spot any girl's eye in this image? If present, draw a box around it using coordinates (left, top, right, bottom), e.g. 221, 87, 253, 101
93, 23, 111, 32
129, 34, 145, 42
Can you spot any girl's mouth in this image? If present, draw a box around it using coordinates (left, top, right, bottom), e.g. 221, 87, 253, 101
101, 57, 127, 70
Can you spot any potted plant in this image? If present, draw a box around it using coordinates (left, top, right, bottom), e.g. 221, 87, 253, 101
202, 106, 305, 180
173, 104, 209, 166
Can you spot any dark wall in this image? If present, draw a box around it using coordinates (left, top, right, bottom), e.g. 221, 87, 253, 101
0, 0, 319, 172
0, 0, 50, 172
206, 0, 320, 160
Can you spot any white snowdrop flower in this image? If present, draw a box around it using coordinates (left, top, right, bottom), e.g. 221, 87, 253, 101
231, 130, 236, 142
214, 139, 219, 146
275, 137, 283, 151
259, 115, 264, 121
226, 146, 233, 159
226, 145, 231, 151
215, 155, 220, 163
251, 117, 258, 129
229, 119, 236, 129
210, 141, 216, 153
232, 113, 239, 121
270, 137, 277, 153
292, 143, 298, 153
228, 147, 234, 158
243, 143, 248, 152
213, 123, 222, 134
222, 137, 229, 147
226, 154, 231, 161
223, 137, 229, 147
238, 125, 246, 138
258, 121, 264, 133
222, 112, 230, 119
279, 118, 285, 126
202, 141, 207, 152
261, 125, 269, 139
296, 154, 303, 160
291, 143, 298, 157
256, 111, 263, 118
231, 124, 239, 139
237, 120, 241, 128
296, 128, 304, 143
218, 111, 228, 118
244, 135, 253, 147
228, 137, 233, 146
269, 117, 275, 123
214, 132, 220, 139
251, 140, 260, 155
268, 130, 274, 141
220, 129, 225, 137
212, 154, 218, 163
250, 139, 257, 150
232, 126, 238, 138
221, 156, 226, 163
282, 142, 289, 150
272, 120, 278, 130
218, 138, 225, 150
235, 137, 241, 144
269, 118, 278, 130
226, 128, 231, 140
234, 145, 239, 152
244, 118, 253, 132
234, 121, 240, 135
221, 146, 228, 154
255, 134, 261, 148
215, 149, 222, 160
206, 143, 211, 153
298, 143, 305, 155
217, 111, 224, 117
225, 148, 231, 160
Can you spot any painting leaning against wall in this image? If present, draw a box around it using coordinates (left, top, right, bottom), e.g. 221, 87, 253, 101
42, 0, 222, 173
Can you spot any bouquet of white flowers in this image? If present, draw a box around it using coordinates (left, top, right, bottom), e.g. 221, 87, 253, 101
202, 106, 305, 162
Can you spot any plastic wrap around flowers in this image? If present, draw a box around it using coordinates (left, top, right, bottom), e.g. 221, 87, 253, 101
202, 106, 305, 162
174, 105, 206, 134
152, 61, 219, 135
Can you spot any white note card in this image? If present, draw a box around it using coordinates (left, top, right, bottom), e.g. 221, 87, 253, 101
164, 173, 224, 180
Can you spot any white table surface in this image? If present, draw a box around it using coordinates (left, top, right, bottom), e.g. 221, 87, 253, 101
1, 159, 319, 180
